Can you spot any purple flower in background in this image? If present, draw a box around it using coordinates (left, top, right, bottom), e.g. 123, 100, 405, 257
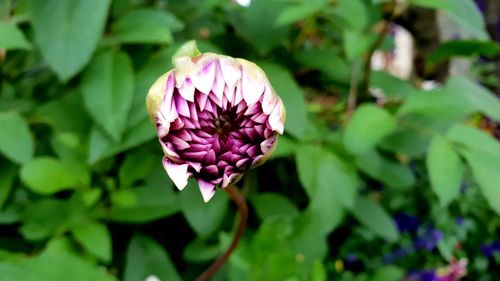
146, 42, 285, 202
383, 246, 411, 264
407, 270, 440, 281
415, 227, 443, 251
480, 241, 500, 258
395, 212, 420, 233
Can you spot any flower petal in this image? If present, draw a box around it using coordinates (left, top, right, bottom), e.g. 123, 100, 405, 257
178, 78, 195, 102
162, 158, 190, 190
219, 56, 241, 90
191, 61, 216, 94
268, 99, 285, 134
198, 180, 216, 202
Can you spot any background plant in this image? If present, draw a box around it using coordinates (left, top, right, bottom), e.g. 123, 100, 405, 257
0, 0, 499, 280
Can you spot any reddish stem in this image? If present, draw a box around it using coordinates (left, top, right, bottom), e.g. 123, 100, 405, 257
195, 185, 248, 281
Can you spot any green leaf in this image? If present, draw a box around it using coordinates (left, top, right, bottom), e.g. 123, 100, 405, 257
0, 111, 33, 164
72, 221, 112, 263
447, 77, 500, 122
108, 166, 180, 223
444, 0, 489, 40
81, 51, 135, 142
0, 21, 31, 50
344, 104, 396, 154
251, 193, 300, 221
112, 9, 183, 44
290, 211, 328, 265
231, 0, 289, 54
355, 149, 415, 189
371, 71, 416, 101
380, 126, 430, 157
295, 49, 351, 84
463, 150, 500, 215
124, 234, 181, 281
352, 196, 399, 242
408, 0, 453, 9
371, 266, 405, 281
427, 40, 500, 65
295, 144, 323, 197
330, 0, 369, 32
259, 62, 310, 138
180, 180, 229, 238
2, 238, 117, 281
275, 0, 330, 26
426, 136, 464, 207
119, 152, 157, 188
183, 238, 221, 263
272, 135, 297, 158
20, 198, 87, 241
316, 151, 358, 209
20, 157, 90, 195
343, 31, 375, 61
0, 163, 16, 209
31, 0, 111, 81
446, 124, 500, 159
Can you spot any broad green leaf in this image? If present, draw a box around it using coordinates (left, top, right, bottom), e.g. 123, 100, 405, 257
251, 193, 300, 221
112, 9, 183, 44
20, 157, 90, 195
0, 21, 31, 50
231, 0, 288, 54
380, 126, 430, 157
81, 51, 135, 142
108, 166, 180, 223
20, 198, 87, 241
275, 0, 330, 26
446, 124, 500, 159
426, 136, 464, 207
272, 135, 297, 158
344, 104, 396, 154
330, 0, 369, 32
180, 180, 229, 238
343, 31, 375, 61
119, 152, 157, 187
0, 111, 33, 164
183, 238, 221, 263
259, 62, 310, 138
295, 49, 351, 84
72, 221, 112, 262
295, 144, 323, 197
463, 151, 500, 215
352, 196, 399, 242
371, 71, 416, 101
447, 76, 500, 122
1, 238, 117, 281
408, 0, 453, 9
124, 234, 181, 281
290, 211, 328, 266
0, 163, 16, 209
31, 0, 111, 81
428, 40, 500, 65
444, 0, 489, 40
355, 149, 415, 189
317, 151, 358, 209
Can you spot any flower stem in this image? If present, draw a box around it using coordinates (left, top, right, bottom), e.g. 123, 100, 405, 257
195, 185, 248, 281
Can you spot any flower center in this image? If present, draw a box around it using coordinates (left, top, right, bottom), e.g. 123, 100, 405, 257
213, 113, 237, 137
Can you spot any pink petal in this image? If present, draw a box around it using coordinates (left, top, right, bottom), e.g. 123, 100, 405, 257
268, 100, 285, 134
198, 180, 216, 202
222, 173, 240, 188
196, 92, 209, 111
219, 56, 241, 90
261, 85, 278, 115
240, 65, 265, 105
162, 158, 190, 190
260, 136, 276, 154
192, 61, 216, 94
178, 79, 195, 102
175, 96, 191, 118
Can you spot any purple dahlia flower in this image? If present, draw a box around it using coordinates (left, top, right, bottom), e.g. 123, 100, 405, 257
146, 47, 285, 202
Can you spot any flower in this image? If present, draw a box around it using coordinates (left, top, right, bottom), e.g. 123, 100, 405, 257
146, 42, 285, 202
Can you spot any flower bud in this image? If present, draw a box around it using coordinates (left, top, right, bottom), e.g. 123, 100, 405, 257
146, 42, 285, 202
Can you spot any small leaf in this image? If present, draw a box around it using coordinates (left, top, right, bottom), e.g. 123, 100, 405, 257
426, 136, 464, 207
371, 71, 416, 101
20, 157, 90, 194
0, 111, 33, 164
352, 196, 399, 242
355, 149, 415, 189
447, 77, 500, 122
81, 51, 135, 142
112, 9, 183, 44
464, 152, 500, 215
180, 180, 229, 238
444, 0, 489, 40
259, 62, 310, 138
0, 163, 16, 209
344, 104, 396, 154
275, 0, 330, 26
428, 40, 500, 65
251, 193, 300, 221
124, 234, 181, 281
31, 0, 111, 81
72, 221, 112, 263
0, 21, 31, 50
295, 144, 323, 197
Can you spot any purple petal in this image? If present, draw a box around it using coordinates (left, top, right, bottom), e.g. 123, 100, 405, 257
191, 61, 216, 94
178, 78, 195, 102
219, 56, 241, 90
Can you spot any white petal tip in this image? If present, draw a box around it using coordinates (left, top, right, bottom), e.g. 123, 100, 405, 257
162, 158, 190, 190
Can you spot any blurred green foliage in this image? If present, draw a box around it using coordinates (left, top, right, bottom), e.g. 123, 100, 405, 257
1, 0, 500, 280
